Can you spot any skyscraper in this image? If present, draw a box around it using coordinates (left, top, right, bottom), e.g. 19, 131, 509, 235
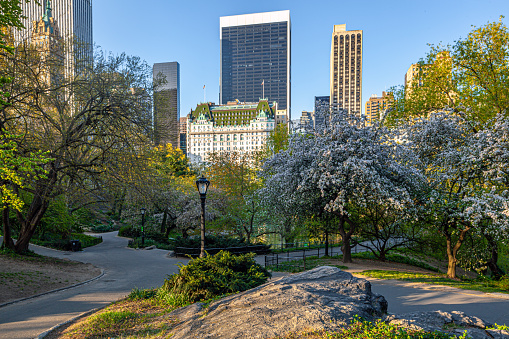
153, 62, 180, 147
314, 95, 330, 128
330, 24, 363, 116
31, 1, 64, 86
220, 10, 291, 119
365, 91, 394, 125
15, 0, 93, 63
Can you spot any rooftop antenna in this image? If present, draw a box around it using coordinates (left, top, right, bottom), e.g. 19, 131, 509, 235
203, 85, 206, 103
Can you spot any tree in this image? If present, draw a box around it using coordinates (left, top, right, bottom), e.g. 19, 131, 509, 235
405, 111, 509, 279
1, 133, 50, 249
355, 200, 420, 262
261, 111, 421, 263
0, 40, 154, 252
206, 150, 265, 242
0, 0, 37, 105
387, 18, 509, 126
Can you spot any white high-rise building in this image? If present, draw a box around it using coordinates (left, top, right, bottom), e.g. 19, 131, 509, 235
330, 24, 363, 116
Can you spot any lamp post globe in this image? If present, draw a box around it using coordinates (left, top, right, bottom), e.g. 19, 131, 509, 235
196, 175, 210, 258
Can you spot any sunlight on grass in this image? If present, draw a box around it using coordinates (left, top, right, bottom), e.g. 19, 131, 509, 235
358, 270, 509, 294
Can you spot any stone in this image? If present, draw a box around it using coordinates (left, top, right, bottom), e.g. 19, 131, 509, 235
167, 266, 387, 339
384, 311, 509, 338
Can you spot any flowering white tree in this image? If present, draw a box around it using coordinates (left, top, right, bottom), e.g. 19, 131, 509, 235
261, 111, 422, 263
405, 111, 509, 278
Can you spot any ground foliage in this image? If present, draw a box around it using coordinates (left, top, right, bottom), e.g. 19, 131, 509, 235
161, 251, 271, 306
273, 316, 457, 339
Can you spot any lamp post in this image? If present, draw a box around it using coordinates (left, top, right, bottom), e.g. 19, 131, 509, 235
196, 175, 210, 258
140, 207, 146, 248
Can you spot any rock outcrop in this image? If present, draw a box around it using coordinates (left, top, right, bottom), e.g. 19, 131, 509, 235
385, 311, 509, 338
166, 266, 509, 339
168, 266, 387, 339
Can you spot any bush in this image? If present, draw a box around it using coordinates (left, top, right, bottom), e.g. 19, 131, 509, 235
29, 232, 102, 250
118, 225, 139, 238
71, 233, 102, 248
171, 235, 250, 249
160, 251, 271, 307
90, 223, 120, 233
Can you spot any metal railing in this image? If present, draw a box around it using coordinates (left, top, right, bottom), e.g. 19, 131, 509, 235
174, 244, 270, 258
264, 245, 360, 270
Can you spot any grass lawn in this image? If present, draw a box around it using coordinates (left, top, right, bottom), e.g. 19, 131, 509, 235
267, 255, 348, 273
358, 270, 509, 294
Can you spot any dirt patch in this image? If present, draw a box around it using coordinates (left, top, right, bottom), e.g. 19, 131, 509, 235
0, 254, 101, 305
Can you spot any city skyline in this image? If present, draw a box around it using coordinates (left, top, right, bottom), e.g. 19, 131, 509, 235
91, 1, 506, 116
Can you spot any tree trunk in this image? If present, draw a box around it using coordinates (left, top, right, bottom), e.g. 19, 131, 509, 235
484, 233, 505, 279
1, 206, 15, 250
445, 225, 470, 279
338, 216, 353, 263
164, 216, 176, 238
160, 206, 168, 233
14, 196, 50, 253
324, 230, 329, 257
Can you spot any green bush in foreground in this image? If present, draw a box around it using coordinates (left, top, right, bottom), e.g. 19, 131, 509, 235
161, 251, 271, 306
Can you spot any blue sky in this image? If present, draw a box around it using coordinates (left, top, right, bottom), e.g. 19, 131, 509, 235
93, 0, 507, 119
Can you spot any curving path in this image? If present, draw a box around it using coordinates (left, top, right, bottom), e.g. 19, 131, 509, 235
0, 234, 508, 338
0, 231, 190, 339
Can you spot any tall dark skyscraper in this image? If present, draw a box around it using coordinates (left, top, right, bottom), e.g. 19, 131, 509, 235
220, 10, 291, 119
153, 62, 180, 147
314, 95, 330, 127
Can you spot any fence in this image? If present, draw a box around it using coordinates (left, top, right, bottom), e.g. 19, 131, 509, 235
174, 244, 270, 258
268, 239, 342, 251
264, 244, 360, 270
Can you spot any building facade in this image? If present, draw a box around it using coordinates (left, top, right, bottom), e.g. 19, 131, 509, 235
330, 24, 362, 116
153, 62, 180, 147
314, 95, 330, 128
179, 117, 187, 156
30, 1, 64, 86
299, 110, 314, 130
365, 91, 393, 125
15, 0, 93, 69
187, 100, 277, 163
220, 10, 291, 119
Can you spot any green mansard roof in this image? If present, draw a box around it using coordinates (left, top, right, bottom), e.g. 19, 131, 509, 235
189, 100, 275, 126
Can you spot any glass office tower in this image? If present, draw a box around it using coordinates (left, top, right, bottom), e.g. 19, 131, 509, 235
153, 62, 180, 147
220, 10, 291, 119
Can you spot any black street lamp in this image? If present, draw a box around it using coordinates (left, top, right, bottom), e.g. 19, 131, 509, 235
140, 207, 146, 248
196, 175, 210, 258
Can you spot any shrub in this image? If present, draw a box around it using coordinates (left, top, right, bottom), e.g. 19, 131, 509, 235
171, 235, 249, 249
71, 233, 102, 248
118, 225, 139, 238
90, 223, 120, 233
29, 232, 102, 250
161, 251, 271, 307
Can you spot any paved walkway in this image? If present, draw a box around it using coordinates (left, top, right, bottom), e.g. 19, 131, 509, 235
0, 232, 190, 339
368, 278, 509, 325
0, 234, 508, 338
